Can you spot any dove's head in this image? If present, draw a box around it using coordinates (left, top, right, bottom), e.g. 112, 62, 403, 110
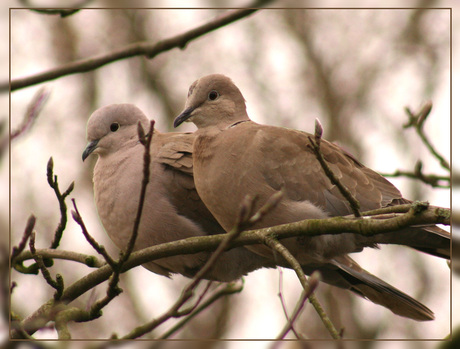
83, 104, 151, 161
173, 74, 249, 130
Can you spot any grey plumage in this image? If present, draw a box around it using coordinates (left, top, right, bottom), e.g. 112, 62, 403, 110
83, 103, 274, 282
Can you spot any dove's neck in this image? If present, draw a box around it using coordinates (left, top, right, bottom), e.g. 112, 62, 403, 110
227, 119, 251, 129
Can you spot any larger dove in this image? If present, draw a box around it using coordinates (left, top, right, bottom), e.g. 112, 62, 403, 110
173, 74, 450, 321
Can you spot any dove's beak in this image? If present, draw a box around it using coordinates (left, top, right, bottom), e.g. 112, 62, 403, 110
82, 139, 99, 162
173, 107, 195, 128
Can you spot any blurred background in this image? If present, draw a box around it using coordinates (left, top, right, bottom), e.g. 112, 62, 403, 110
2, 0, 458, 348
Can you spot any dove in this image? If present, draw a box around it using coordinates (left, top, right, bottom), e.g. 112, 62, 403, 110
173, 74, 450, 320
83, 103, 275, 281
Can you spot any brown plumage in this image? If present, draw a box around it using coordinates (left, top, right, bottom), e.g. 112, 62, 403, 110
174, 74, 450, 321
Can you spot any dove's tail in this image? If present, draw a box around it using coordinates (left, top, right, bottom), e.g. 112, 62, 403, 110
303, 255, 436, 321
372, 225, 451, 259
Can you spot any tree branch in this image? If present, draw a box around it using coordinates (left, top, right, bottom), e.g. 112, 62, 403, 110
11, 202, 449, 339
29, 232, 64, 300
5, 3, 272, 92
13, 248, 105, 269
380, 102, 451, 189
54, 306, 91, 339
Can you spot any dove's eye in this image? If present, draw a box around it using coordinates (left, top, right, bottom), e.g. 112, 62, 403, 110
110, 122, 120, 132
208, 90, 219, 101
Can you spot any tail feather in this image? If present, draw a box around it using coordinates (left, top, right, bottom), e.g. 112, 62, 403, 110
372, 225, 450, 259
302, 255, 435, 321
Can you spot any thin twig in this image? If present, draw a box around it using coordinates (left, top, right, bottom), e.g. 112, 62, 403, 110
404, 101, 450, 171
262, 235, 340, 339
11, 215, 36, 263
174, 281, 214, 317
274, 271, 321, 342
0, 87, 50, 160
10, 87, 50, 139
71, 199, 116, 268
276, 268, 302, 339
10, 282, 17, 294
247, 191, 284, 226
89, 120, 155, 319
157, 281, 244, 340
277, 269, 290, 325
382, 160, 450, 188
307, 118, 361, 217
121, 120, 154, 262
47, 157, 74, 249
29, 232, 64, 300
6, 3, 272, 92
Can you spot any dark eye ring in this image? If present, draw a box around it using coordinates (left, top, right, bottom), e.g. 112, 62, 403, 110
110, 122, 120, 132
208, 90, 219, 101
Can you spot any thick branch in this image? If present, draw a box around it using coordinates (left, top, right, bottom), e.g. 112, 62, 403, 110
6, 3, 272, 92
